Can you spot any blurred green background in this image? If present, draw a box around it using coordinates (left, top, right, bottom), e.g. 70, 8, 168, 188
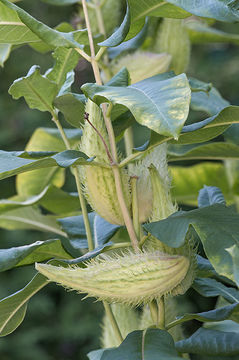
0, 1, 239, 359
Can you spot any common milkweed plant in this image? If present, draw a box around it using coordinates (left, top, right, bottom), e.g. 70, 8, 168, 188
0, 0, 239, 359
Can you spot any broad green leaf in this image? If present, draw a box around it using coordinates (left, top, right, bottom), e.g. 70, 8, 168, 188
167, 303, 239, 328
0, 2, 41, 45
0, 150, 90, 181
0, 186, 49, 214
186, 19, 239, 45
144, 204, 239, 282
58, 213, 119, 250
168, 142, 239, 161
0, 44, 11, 66
41, 0, 79, 4
146, 105, 239, 152
167, 0, 239, 22
0, 207, 66, 236
0, 273, 47, 336
170, 162, 231, 206
9, 65, 58, 113
176, 328, 239, 355
39, 186, 80, 214
0, 0, 88, 48
82, 73, 191, 139
0, 258, 66, 337
54, 93, 85, 128
46, 47, 80, 90
88, 329, 183, 360
0, 239, 71, 272
226, 245, 239, 287
193, 278, 239, 304
191, 86, 229, 116
196, 255, 235, 286
99, 3, 130, 47
198, 185, 226, 208
106, 67, 130, 87
16, 127, 82, 196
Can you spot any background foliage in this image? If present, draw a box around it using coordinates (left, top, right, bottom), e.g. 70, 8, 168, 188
0, 1, 239, 359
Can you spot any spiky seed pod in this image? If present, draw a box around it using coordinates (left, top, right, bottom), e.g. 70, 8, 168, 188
130, 143, 172, 223
101, 304, 140, 348
107, 51, 171, 84
36, 250, 189, 306
149, 164, 177, 221
154, 19, 191, 74
79, 99, 131, 225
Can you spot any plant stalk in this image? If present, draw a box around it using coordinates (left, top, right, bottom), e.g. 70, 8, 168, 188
81, 0, 139, 251
103, 302, 123, 345
157, 297, 165, 330
52, 113, 94, 251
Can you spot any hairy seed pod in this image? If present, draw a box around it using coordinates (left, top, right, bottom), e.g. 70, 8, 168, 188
101, 304, 139, 348
79, 99, 131, 225
36, 250, 189, 306
108, 51, 171, 84
131, 143, 173, 223
154, 18, 191, 74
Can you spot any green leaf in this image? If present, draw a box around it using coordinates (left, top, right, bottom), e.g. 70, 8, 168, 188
0, 0, 88, 48
191, 86, 229, 116
99, 3, 130, 47
58, 213, 119, 250
193, 278, 239, 303
17, 127, 81, 196
226, 245, 239, 287
46, 47, 80, 90
0, 186, 49, 214
147, 105, 239, 151
0, 239, 71, 272
39, 186, 80, 214
0, 2, 41, 45
54, 93, 85, 128
41, 0, 79, 5
198, 185, 226, 208
88, 329, 183, 360
82, 73, 191, 139
0, 272, 48, 336
144, 204, 239, 282
168, 142, 239, 161
167, 303, 239, 328
167, 0, 239, 22
176, 328, 239, 355
9, 65, 58, 113
0, 207, 66, 236
0, 44, 11, 66
170, 162, 231, 206
106, 67, 130, 87
186, 19, 239, 45
0, 150, 90, 181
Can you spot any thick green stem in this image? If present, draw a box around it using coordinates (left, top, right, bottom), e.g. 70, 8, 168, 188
131, 176, 140, 239
52, 113, 94, 251
103, 302, 123, 345
73, 167, 94, 251
124, 127, 134, 157
149, 301, 159, 327
158, 297, 165, 330
81, 0, 139, 251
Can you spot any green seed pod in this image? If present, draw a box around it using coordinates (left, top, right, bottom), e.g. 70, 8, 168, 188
154, 19, 191, 74
36, 250, 189, 306
131, 143, 173, 223
109, 51, 171, 84
101, 304, 140, 348
79, 99, 131, 225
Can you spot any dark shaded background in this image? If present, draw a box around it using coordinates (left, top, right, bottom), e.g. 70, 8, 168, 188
0, 1, 239, 359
